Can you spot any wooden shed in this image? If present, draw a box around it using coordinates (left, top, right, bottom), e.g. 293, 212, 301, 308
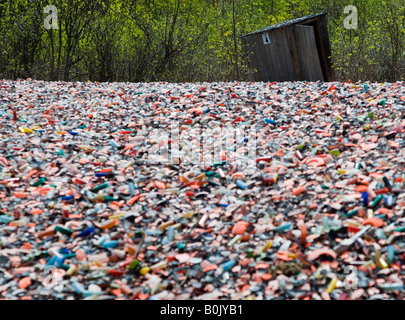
242, 12, 334, 82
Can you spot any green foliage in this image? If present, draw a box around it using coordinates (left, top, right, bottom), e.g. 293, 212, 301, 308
307, 0, 405, 81
0, 0, 404, 82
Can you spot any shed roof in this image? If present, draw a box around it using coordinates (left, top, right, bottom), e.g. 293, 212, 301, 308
241, 12, 327, 38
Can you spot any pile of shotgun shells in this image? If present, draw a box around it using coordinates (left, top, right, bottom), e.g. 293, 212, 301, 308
0, 79, 404, 300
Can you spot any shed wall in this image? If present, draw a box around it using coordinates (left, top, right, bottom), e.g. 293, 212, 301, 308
244, 28, 295, 82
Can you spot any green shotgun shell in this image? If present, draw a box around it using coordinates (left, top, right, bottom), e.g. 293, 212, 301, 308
110, 282, 121, 289
371, 194, 384, 208
213, 161, 227, 167
59, 264, 70, 271
32, 177, 46, 187
345, 209, 359, 218
246, 248, 255, 258
329, 149, 340, 156
54, 225, 73, 236
177, 243, 185, 253
205, 171, 216, 178
103, 196, 118, 202
375, 214, 387, 221
298, 144, 306, 151
395, 226, 405, 233
128, 259, 140, 270
93, 183, 109, 192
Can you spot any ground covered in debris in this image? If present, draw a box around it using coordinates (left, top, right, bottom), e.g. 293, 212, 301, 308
0, 79, 404, 300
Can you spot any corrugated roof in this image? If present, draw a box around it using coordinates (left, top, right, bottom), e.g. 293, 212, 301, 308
241, 12, 327, 38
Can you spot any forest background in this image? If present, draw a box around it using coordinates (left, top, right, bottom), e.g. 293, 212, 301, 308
0, 0, 404, 83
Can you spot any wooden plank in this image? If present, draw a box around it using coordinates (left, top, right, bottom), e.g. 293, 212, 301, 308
295, 25, 324, 81
287, 25, 303, 80
261, 28, 294, 81
317, 15, 335, 81
273, 30, 285, 80
277, 29, 295, 81
266, 31, 281, 80
254, 35, 266, 81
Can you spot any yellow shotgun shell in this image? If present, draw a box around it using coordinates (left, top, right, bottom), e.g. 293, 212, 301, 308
327, 278, 338, 293
67, 265, 76, 276
140, 267, 151, 275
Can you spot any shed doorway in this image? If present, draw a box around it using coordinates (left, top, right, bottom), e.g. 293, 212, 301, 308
294, 24, 324, 81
